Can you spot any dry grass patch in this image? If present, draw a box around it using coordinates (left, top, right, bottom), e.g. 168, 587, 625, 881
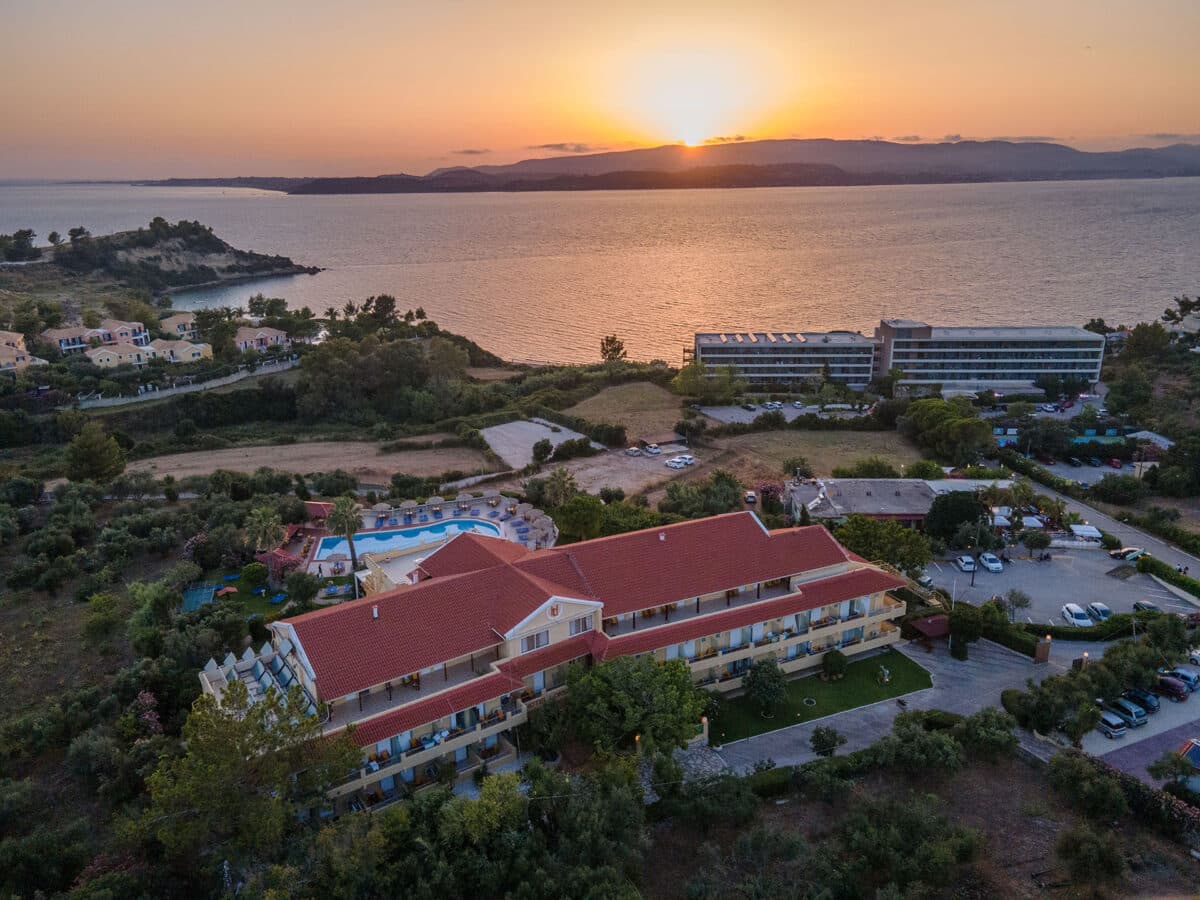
709, 429, 923, 485
566, 382, 682, 442
129, 441, 495, 483
466, 366, 520, 382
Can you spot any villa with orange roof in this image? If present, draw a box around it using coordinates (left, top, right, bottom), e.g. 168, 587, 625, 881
199, 511, 905, 812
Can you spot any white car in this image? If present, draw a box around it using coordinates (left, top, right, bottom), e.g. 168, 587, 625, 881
624, 446, 642, 456
675, 454, 697, 466
665, 458, 686, 469
979, 552, 1003, 573
744, 490, 757, 504
1061, 603, 1093, 627
793, 400, 804, 409
644, 444, 662, 456
954, 555, 976, 573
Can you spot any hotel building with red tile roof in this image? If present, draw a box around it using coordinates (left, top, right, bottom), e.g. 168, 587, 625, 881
199, 511, 905, 811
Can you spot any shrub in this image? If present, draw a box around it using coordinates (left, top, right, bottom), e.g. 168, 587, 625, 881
1055, 823, 1125, 884
745, 763, 795, 798
822, 648, 847, 679
952, 708, 1018, 760
668, 775, 759, 833
811, 726, 847, 757
240, 561, 268, 587
1048, 752, 1129, 820
531, 438, 553, 464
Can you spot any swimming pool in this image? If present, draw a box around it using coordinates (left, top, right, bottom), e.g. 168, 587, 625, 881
315, 519, 502, 560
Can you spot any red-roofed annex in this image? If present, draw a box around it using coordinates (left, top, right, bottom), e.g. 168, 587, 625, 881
199, 511, 906, 808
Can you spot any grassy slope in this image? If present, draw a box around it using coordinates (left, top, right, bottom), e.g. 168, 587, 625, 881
566, 381, 682, 442
708, 429, 923, 483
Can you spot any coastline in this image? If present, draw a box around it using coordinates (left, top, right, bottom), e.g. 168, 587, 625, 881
155, 264, 322, 298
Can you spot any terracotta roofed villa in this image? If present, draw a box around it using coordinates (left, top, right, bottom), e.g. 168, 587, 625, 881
199, 511, 906, 812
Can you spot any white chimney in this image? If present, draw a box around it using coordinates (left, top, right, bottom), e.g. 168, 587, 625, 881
659, 532, 666, 541
372, 605, 379, 619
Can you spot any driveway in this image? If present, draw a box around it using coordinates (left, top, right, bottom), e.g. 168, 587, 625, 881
716, 638, 1063, 772
1097, 716, 1200, 786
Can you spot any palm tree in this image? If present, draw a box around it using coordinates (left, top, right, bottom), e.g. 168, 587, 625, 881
244, 506, 284, 551
327, 495, 363, 571
1010, 478, 1035, 513
543, 467, 579, 508
324, 306, 338, 322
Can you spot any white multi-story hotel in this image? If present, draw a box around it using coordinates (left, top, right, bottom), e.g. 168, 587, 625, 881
691, 331, 878, 388
691, 319, 1105, 394
199, 512, 905, 813
873, 319, 1105, 391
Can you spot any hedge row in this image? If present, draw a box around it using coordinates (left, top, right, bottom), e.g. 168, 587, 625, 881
707, 410, 888, 439
1137, 556, 1200, 600
1072, 751, 1200, 840
996, 449, 1083, 498
1019, 612, 1155, 642
983, 622, 1039, 657
1126, 514, 1200, 558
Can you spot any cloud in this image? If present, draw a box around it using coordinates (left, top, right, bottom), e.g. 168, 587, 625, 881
990, 135, 1057, 142
451, 148, 490, 155
703, 134, 746, 144
1140, 132, 1200, 141
892, 135, 922, 143
943, 133, 962, 142
527, 142, 604, 154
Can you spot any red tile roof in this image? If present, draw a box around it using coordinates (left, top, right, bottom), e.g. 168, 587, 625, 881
283, 513, 868, 700
496, 632, 594, 678
417, 532, 531, 580
347, 671, 524, 747
305, 501, 334, 520
597, 568, 903, 660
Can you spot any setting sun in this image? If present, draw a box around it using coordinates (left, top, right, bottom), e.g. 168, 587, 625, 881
614, 43, 770, 146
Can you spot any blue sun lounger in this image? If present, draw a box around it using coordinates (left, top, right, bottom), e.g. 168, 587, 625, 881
269, 593, 287, 604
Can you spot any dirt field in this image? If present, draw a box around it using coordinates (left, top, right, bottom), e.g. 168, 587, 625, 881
708, 429, 923, 485
566, 382, 682, 443
489, 446, 690, 496
129, 441, 495, 484
466, 367, 520, 382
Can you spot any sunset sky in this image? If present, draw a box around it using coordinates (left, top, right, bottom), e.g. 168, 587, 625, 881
3, 0, 1198, 178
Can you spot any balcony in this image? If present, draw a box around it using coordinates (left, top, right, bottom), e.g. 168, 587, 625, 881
602, 580, 803, 639
326, 657, 494, 731
331, 705, 526, 799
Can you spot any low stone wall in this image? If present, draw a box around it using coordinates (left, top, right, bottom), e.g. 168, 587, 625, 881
71, 357, 298, 409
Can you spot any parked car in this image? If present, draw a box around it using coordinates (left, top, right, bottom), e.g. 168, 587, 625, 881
1061, 603, 1093, 627
744, 490, 757, 505
1163, 666, 1200, 692
1124, 687, 1160, 713
644, 444, 662, 456
1154, 676, 1190, 702
1108, 458, 1123, 469
675, 454, 697, 466
916, 573, 934, 589
1109, 547, 1146, 560
1189, 647, 1200, 667
979, 552, 1003, 573
1085, 602, 1112, 622
1061, 399, 1075, 410
741, 403, 757, 412
792, 400, 804, 409
1096, 711, 1127, 739
1068, 457, 1083, 467
954, 555, 976, 573
1106, 697, 1148, 728
625, 446, 642, 456
1088, 457, 1103, 467
665, 458, 686, 469
1035, 453, 1056, 465
1098, 407, 1109, 416
1133, 599, 1161, 613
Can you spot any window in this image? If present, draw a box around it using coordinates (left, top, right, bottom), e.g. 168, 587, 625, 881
520, 629, 549, 654
569, 615, 593, 636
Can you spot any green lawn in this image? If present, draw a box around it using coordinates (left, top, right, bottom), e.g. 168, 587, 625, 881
203, 571, 357, 619
709, 648, 932, 745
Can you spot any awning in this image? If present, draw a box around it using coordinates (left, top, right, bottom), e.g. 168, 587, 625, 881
1070, 524, 1103, 539
991, 514, 1011, 528
1021, 516, 1044, 529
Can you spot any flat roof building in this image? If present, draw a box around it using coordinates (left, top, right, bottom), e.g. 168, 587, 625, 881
874, 319, 1104, 392
693, 331, 877, 388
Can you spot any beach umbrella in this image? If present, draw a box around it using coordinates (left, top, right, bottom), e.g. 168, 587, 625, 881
325, 552, 348, 562
372, 502, 392, 512
515, 503, 533, 518
456, 492, 473, 508
216, 586, 238, 597
427, 495, 445, 507
399, 499, 418, 509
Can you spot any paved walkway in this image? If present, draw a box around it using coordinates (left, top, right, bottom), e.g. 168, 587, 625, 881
716, 638, 1079, 773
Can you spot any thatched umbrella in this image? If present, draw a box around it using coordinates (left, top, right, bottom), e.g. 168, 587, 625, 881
515, 503, 533, 519
372, 502, 392, 513
481, 488, 501, 506
399, 499, 418, 510
456, 492, 473, 509
427, 495, 445, 510
523, 506, 543, 522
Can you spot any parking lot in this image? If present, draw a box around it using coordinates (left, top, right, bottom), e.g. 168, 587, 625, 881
924, 547, 1193, 627
1035, 457, 1137, 487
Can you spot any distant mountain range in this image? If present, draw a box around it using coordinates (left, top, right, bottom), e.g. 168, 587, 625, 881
135, 138, 1200, 195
